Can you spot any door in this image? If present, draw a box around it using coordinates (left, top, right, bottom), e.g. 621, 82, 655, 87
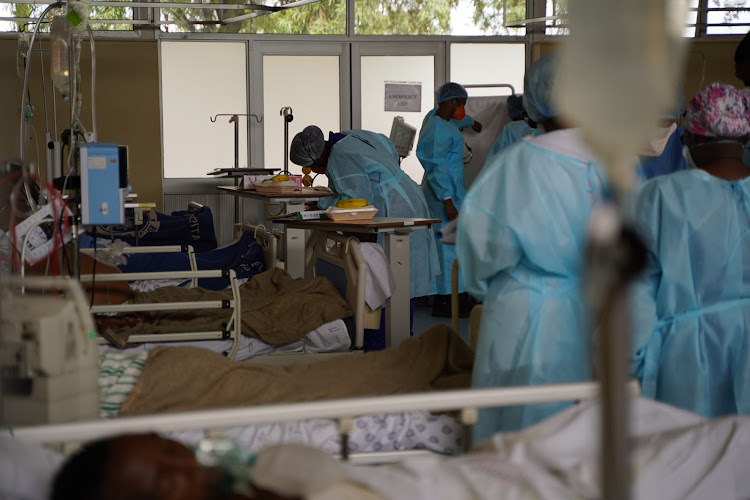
352, 42, 445, 183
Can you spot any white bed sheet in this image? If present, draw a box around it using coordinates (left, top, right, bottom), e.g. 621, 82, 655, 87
287, 397, 750, 500
169, 410, 463, 458
98, 318, 352, 362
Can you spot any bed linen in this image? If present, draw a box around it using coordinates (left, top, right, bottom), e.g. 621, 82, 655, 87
101, 268, 352, 346
82, 231, 265, 291
91, 205, 218, 252
97, 326, 468, 455
98, 319, 352, 362
248, 398, 750, 500
119, 324, 471, 416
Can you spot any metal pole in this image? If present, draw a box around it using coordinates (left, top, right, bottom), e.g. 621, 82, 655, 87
231, 114, 240, 223
585, 205, 646, 500
281, 107, 293, 174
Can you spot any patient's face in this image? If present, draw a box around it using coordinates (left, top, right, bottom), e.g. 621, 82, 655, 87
102, 434, 208, 500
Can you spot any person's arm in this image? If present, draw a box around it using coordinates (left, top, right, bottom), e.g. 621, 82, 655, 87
455, 157, 530, 301
452, 115, 474, 129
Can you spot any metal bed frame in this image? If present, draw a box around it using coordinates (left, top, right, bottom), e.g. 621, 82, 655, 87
13, 380, 641, 464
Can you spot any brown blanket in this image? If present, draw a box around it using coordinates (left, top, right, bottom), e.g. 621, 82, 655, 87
120, 324, 473, 416
103, 268, 352, 346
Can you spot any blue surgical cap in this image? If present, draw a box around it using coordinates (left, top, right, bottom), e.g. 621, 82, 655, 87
290, 125, 325, 167
436, 82, 468, 104
524, 54, 559, 123
663, 86, 686, 121
506, 94, 525, 120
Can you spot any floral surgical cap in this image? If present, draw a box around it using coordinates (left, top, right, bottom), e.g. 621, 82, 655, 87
685, 83, 750, 138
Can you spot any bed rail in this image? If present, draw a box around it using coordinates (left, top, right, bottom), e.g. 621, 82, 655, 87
12, 381, 641, 447
80, 268, 242, 360
305, 231, 366, 349
80, 244, 199, 288
233, 223, 278, 271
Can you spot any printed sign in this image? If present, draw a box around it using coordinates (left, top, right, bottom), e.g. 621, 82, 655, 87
384, 82, 422, 112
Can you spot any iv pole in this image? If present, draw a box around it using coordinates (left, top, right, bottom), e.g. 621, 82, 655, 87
210, 113, 263, 223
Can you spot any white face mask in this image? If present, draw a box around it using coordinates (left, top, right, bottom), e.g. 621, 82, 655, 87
641, 123, 677, 157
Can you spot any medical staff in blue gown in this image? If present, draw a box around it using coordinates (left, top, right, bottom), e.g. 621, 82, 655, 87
630, 83, 750, 418
457, 54, 610, 440
417, 82, 483, 317
289, 125, 440, 300
487, 94, 541, 159
638, 88, 686, 179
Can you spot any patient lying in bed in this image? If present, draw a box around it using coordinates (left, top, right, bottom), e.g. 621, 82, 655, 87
110, 324, 472, 417
51, 433, 296, 500
98, 267, 353, 348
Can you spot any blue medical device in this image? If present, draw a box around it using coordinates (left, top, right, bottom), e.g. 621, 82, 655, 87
80, 143, 129, 225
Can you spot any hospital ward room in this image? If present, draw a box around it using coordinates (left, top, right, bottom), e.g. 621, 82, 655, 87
4, 0, 750, 498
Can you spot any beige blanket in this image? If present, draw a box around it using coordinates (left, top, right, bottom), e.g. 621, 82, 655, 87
120, 324, 473, 416
102, 268, 351, 346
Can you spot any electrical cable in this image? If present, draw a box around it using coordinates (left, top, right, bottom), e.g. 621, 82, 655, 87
6, 171, 68, 276
18, 2, 63, 210
86, 24, 97, 142
90, 226, 97, 308
38, 35, 50, 140
19, 216, 53, 282
265, 202, 286, 217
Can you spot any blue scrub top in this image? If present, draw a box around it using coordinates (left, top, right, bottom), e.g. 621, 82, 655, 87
319, 130, 440, 299
630, 170, 750, 418
487, 120, 541, 159
416, 108, 468, 295
457, 130, 607, 439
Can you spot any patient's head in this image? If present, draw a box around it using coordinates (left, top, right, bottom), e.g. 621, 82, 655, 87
52, 434, 208, 500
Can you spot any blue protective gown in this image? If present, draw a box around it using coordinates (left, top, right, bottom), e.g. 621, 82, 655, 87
456, 130, 607, 440
417, 108, 468, 295
638, 126, 686, 180
630, 170, 750, 418
487, 120, 541, 159
317, 130, 440, 299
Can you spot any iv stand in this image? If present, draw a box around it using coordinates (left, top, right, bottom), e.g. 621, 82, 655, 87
280, 107, 293, 175
584, 205, 646, 500
210, 113, 263, 223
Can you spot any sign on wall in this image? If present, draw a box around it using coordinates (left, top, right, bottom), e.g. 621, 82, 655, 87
384, 81, 422, 112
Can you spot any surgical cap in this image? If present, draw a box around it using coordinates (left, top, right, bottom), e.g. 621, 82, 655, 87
663, 86, 686, 121
524, 54, 559, 123
290, 125, 325, 167
685, 83, 750, 138
436, 82, 468, 104
506, 94, 525, 121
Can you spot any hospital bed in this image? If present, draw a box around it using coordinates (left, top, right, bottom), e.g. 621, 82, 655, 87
86, 222, 369, 361
12, 380, 640, 464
